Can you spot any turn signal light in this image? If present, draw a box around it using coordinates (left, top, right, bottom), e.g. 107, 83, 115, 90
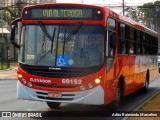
18, 74, 23, 79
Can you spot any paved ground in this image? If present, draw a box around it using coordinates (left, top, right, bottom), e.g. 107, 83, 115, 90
0, 65, 160, 119
0, 65, 17, 80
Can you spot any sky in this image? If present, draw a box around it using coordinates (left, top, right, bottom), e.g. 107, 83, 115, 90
57, 0, 159, 13
57, 0, 158, 5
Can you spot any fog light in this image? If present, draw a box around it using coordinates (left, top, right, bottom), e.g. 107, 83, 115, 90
22, 79, 27, 84
95, 78, 101, 84
80, 85, 85, 91
18, 74, 23, 79
88, 83, 93, 89
28, 82, 32, 87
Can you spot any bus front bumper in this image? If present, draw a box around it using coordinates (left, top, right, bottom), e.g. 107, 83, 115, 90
17, 80, 104, 105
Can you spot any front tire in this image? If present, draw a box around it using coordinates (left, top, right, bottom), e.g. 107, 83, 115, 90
113, 82, 123, 108
47, 102, 61, 109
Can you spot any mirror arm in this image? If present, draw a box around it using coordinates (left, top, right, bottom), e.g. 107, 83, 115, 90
10, 25, 20, 48
10, 18, 21, 49
11, 18, 21, 25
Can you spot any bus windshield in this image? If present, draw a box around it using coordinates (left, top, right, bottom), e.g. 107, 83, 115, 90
19, 24, 104, 68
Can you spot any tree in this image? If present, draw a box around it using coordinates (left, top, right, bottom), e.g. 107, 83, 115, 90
0, 0, 28, 26
124, 0, 160, 31
125, 7, 143, 23
1, 7, 17, 25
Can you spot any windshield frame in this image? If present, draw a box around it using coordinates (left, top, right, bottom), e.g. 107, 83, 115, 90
19, 24, 105, 69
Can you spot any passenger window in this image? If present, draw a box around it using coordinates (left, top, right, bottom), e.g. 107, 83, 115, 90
106, 18, 116, 72
118, 23, 126, 54
107, 18, 116, 31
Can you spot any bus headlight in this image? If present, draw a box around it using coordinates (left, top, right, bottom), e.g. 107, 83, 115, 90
22, 79, 27, 84
95, 78, 101, 84
28, 82, 32, 87
88, 83, 93, 89
80, 85, 85, 91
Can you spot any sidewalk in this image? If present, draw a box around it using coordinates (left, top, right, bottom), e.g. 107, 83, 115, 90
0, 65, 17, 80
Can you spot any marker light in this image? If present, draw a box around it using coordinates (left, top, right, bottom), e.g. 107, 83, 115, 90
80, 85, 85, 91
22, 79, 27, 84
88, 83, 93, 89
18, 74, 23, 79
95, 78, 101, 84
28, 82, 32, 87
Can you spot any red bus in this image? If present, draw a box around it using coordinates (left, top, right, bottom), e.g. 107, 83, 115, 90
10, 3, 158, 109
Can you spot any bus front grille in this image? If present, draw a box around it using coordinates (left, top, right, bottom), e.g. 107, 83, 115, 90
19, 63, 102, 78
26, 70, 87, 78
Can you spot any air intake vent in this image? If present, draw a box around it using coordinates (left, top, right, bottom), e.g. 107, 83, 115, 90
19, 63, 102, 78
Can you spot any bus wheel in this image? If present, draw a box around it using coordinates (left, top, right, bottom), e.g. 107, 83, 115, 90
46, 102, 61, 109
113, 82, 123, 108
141, 72, 149, 93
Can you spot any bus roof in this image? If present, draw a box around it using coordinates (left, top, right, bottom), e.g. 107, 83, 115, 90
23, 3, 104, 10
22, 3, 157, 36
118, 13, 157, 36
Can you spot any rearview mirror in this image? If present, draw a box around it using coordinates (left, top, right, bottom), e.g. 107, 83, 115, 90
10, 18, 21, 48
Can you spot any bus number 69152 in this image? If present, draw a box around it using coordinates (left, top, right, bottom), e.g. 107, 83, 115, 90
62, 79, 82, 85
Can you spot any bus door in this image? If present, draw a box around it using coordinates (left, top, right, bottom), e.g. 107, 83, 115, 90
105, 17, 117, 100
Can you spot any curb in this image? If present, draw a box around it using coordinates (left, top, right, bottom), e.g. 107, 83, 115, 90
0, 66, 18, 72
122, 89, 160, 120
0, 77, 17, 80
0, 67, 12, 72
0, 66, 18, 80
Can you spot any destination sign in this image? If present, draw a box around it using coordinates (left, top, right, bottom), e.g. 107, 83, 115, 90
23, 6, 103, 20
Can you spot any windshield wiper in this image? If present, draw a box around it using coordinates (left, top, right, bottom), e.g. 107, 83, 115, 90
62, 22, 83, 57
35, 51, 50, 64
35, 24, 56, 64
65, 22, 83, 43
37, 21, 53, 41
51, 28, 56, 54
62, 28, 66, 56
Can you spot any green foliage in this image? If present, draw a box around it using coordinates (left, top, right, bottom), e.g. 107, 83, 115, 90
1, 7, 17, 25
0, 1, 27, 26
124, 0, 160, 30
0, 19, 4, 27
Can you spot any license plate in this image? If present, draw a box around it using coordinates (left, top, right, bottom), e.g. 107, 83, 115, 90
48, 91, 62, 98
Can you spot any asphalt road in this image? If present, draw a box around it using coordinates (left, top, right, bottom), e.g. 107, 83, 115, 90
0, 76, 160, 120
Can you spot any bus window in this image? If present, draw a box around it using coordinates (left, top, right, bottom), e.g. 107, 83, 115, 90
135, 30, 140, 54
20, 24, 104, 67
106, 18, 116, 71
129, 27, 135, 54
118, 23, 126, 54
141, 32, 146, 55
107, 18, 116, 31
108, 32, 116, 56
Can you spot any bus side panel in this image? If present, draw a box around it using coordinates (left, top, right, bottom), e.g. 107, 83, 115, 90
120, 56, 132, 96
103, 61, 117, 104
104, 78, 118, 104
130, 56, 142, 92
149, 55, 158, 82
124, 55, 146, 96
